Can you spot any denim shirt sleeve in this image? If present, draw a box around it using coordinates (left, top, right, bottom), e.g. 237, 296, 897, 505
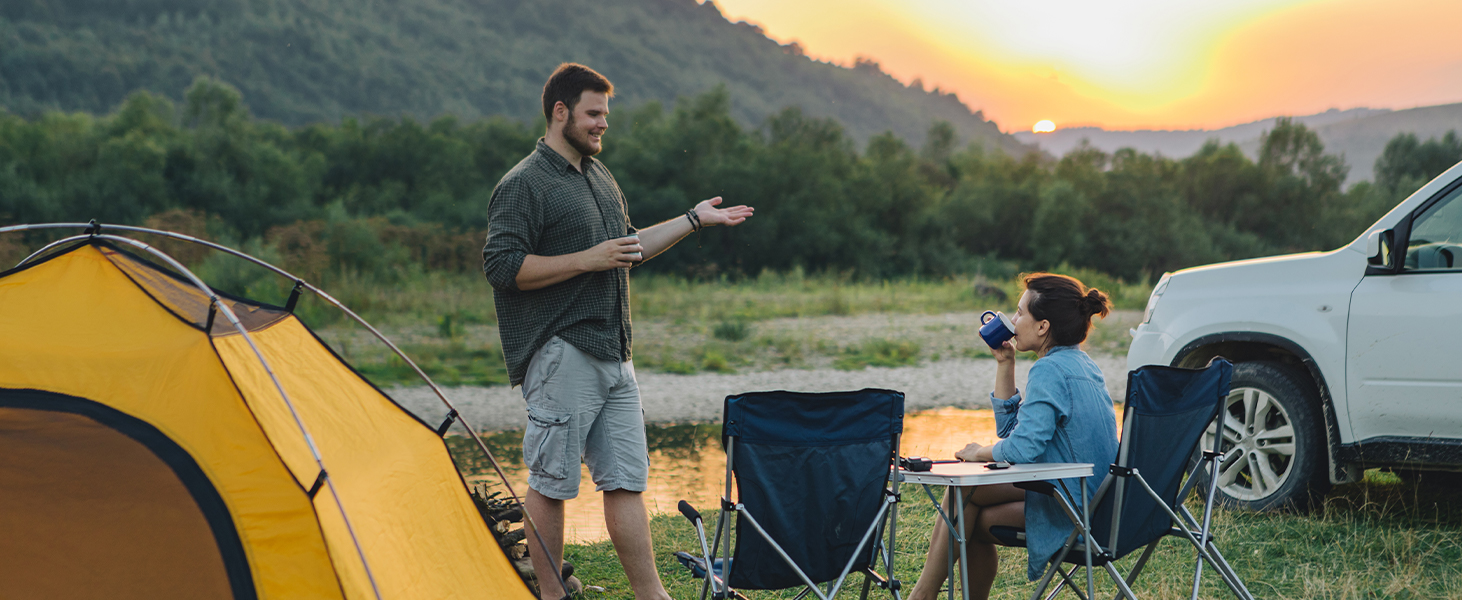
990, 361, 1065, 464
991, 389, 1023, 438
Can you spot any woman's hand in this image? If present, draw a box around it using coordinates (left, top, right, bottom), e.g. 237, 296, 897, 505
993, 339, 1016, 364
955, 442, 985, 462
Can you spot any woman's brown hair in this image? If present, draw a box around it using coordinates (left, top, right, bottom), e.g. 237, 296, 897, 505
1022, 272, 1111, 348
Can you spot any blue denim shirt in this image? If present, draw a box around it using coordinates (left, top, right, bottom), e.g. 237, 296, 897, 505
989, 345, 1119, 581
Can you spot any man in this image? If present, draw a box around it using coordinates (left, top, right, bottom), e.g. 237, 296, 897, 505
482, 63, 753, 600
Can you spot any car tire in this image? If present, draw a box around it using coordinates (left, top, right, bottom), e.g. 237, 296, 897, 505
1194, 361, 1331, 511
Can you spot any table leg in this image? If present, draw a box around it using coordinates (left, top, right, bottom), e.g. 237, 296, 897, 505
1083, 481, 1092, 600
955, 488, 970, 600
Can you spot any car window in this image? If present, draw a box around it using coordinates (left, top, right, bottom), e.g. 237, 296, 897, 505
1403, 186, 1461, 273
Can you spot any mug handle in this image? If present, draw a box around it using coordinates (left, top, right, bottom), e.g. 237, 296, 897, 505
981, 310, 996, 324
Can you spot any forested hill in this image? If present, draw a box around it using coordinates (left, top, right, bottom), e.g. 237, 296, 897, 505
0, 0, 1025, 153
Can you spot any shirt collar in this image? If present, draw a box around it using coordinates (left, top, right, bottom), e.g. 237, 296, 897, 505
1048, 344, 1080, 355
536, 137, 591, 174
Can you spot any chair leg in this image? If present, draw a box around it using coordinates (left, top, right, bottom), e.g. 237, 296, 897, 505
1111, 538, 1162, 600
1131, 473, 1259, 600
1042, 571, 1072, 600
1053, 565, 1089, 600
1205, 540, 1257, 600
1101, 562, 1138, 600
1028, 527, 1084, 600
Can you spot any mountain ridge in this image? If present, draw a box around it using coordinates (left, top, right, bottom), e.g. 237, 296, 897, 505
0, 0, 1029, 155
1016, 104, 1462, 184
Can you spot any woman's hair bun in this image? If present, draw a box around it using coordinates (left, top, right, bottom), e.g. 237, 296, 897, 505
1082, 288, 1112, 319
1021, 272, 1111, 347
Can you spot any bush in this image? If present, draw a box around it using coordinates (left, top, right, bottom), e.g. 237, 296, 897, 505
711, 319, 751, 341
835, 338, 920, 370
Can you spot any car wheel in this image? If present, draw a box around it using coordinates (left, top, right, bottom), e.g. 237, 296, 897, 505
1196, 361, 1331, 511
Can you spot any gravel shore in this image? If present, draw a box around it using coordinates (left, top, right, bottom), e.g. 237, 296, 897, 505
390, 354, 1131, 432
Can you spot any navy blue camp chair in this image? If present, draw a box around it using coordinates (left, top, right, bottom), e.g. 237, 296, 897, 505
677, 389, 906, 600
990, 359, 1256, 600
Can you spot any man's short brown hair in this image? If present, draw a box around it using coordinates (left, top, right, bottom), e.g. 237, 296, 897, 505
542, 63, 614, 124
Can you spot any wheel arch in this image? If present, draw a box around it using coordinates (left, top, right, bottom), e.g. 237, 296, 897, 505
1172, 332, 1358, 485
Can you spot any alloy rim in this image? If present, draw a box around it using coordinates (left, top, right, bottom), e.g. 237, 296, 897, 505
1203, 386, 1297, 502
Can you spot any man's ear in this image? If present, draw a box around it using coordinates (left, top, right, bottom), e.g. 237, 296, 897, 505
552, 101, 569, 124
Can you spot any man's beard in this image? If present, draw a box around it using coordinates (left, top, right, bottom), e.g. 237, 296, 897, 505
562, 117, 602, 157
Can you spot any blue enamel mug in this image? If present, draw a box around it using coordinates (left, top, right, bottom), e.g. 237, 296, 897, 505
979, 310, 1016, 349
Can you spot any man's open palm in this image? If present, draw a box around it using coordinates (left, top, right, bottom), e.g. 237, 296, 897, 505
695, 197, 755, 227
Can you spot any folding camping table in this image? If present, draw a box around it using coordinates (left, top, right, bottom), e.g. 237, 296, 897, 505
898, 462, 1095, 600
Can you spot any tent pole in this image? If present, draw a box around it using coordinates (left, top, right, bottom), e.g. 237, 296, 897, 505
4, 223, 563, 596
89, 233, 387, 600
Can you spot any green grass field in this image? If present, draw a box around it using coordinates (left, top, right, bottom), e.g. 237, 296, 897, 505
559, 470, 1459, 600
298, 268, 1459, 597
308, 268, 1153, 387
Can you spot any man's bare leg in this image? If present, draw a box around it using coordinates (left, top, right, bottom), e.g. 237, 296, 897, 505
604, 489, 672, 600
525, 488, 567, 599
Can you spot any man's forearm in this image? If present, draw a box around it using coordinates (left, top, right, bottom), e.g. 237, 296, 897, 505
635, 214, 695, 260
516, 253, 588, 291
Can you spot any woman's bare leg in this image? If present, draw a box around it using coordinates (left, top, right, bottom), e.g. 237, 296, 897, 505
908, 484, 1025, 600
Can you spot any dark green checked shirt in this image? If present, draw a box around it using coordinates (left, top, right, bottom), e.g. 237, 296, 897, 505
483, 139, 636, 386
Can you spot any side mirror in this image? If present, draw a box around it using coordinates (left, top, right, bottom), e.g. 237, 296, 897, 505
1366, 229, 1393, 268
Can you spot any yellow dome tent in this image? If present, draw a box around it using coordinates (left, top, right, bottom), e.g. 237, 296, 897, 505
0, 227, 538, 600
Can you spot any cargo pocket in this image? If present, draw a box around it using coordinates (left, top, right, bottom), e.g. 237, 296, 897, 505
524, 404, 574, 480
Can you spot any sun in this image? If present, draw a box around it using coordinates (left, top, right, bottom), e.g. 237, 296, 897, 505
1032, 120, 1057, 133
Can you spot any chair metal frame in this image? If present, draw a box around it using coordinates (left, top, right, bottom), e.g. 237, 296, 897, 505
681, 397, 906, 600
1021, 363, 1257, 600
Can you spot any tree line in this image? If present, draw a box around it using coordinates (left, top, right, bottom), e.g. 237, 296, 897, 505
0, 0, 1017, 153
1, 78, 1458, 285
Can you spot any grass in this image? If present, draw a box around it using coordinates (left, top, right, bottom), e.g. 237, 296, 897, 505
291, 267, 1153, 329
557, 470, 1460, 600
835, 338, 922, 370
305, 268, 1152, 386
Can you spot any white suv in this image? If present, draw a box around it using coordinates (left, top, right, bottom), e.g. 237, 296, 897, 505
1127, 164, 1462, 510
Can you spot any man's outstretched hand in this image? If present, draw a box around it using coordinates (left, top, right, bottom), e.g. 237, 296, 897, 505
694, 197, 754, 227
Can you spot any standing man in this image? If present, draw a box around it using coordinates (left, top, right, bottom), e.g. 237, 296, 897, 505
483, 63, 753, 600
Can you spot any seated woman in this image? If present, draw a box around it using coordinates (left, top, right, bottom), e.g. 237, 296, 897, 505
909, 273, 1120, 600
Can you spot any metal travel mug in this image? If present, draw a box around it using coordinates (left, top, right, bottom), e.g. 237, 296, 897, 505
979, 310, 1016, 349
622, 234, 642, 261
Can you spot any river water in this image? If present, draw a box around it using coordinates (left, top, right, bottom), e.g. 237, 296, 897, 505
449, 406, 1123, 543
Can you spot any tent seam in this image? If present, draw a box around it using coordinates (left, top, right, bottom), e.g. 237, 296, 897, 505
206, 336, 354, 600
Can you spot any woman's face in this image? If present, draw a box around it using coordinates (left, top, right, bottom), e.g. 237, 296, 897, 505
1010, 290, 1051, 353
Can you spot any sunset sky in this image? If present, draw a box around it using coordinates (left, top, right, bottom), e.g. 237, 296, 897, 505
712, 0, 1462, 133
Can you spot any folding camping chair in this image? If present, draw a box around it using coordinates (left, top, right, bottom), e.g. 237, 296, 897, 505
676, 389, 906, 600
989, 359, 1256, 600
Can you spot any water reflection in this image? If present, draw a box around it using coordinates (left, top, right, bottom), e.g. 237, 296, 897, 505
448, 407, 1122, 543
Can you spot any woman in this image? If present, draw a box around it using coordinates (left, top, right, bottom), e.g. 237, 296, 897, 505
909, 273, 1120, 600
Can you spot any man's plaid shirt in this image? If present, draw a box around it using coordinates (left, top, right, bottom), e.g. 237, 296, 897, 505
483, 138, 636, 386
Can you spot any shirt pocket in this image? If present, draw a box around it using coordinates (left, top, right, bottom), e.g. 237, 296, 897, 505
524, 403, 574, 480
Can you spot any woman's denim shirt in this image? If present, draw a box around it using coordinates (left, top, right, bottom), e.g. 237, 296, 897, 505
989, 345, 1119, 581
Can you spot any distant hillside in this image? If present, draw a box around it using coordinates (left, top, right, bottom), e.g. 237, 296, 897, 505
0, 0, 1027, 154
1016, 104, 1461, 184
1237, 105, 1462, 185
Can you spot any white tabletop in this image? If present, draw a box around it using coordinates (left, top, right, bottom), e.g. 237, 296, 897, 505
898, 462, 1093, 487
